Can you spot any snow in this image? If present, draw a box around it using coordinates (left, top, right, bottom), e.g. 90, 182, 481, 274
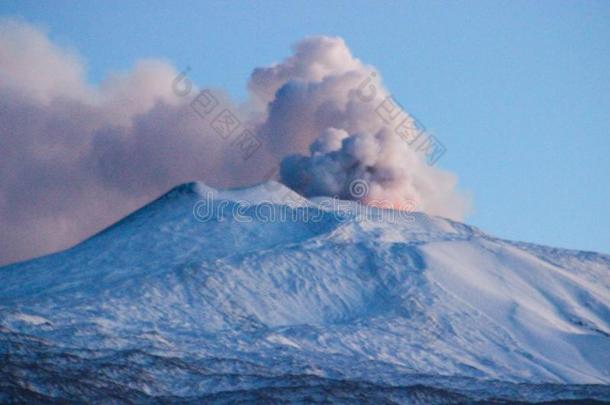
0, 181, 609, 402
11, 313, 50, 326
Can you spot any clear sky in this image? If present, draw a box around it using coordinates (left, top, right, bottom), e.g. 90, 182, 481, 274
2, 0, 609, 253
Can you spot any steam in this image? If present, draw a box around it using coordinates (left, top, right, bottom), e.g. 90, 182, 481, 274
250, 36, 469, 217
0, 19, 469, 265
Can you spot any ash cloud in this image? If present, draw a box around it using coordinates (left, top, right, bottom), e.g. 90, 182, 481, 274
252, 36, 469, 217
0, 19, 469, 265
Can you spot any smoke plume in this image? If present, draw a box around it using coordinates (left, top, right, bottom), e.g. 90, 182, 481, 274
0, 19, 469, 265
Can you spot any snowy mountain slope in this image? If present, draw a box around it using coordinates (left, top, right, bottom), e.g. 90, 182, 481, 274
1, 181, 609, 403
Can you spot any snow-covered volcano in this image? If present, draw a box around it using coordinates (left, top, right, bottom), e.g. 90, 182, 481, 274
1, 182, 609, 403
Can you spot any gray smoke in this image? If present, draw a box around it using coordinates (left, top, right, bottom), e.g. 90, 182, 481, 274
0, 19, 469, 265
249, 36, 469, 216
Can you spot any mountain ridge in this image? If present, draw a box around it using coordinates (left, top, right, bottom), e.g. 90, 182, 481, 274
1, 181, 609, 402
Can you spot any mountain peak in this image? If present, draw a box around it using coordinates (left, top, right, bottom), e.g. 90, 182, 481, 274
164, 181, 206, 197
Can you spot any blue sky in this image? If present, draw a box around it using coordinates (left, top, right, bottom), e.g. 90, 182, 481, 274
2, 0, 609, 253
